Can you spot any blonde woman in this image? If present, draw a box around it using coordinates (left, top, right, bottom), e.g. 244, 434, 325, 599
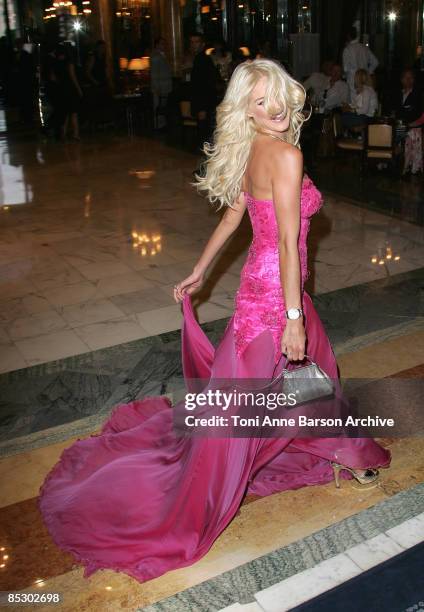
342, 68, 378, 130
38, 59, 391, 584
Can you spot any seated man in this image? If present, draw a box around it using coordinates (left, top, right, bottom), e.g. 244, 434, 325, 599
394, 68, 422, 125
303, 60, 333, 107
323, 64, 349, 111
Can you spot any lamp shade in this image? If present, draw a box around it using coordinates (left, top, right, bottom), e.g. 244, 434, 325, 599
140, 56, 150, 70
128, 56, 150, 71
119, 57, 129, 70
128, 58, 144, 71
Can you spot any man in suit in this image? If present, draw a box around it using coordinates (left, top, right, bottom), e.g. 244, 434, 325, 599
395, 68, 422, 124
323, 64, 349, 111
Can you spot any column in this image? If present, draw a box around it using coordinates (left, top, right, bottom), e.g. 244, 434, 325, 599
158, 0, 183, 76
92, 0, 115, 89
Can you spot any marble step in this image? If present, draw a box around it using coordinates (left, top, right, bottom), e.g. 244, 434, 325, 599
219, 603, 265, 612
252, 512, 424, 612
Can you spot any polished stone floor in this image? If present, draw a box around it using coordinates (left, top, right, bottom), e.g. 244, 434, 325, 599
1, 267, 423, 456
1, 129, 424, 372
311, 157, 424, 227
0, 125, 423, 611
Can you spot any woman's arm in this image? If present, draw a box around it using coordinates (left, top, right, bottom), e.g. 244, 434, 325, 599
174, 193, 247, 301
68, 62, 83, 97
271, 144, 306, 362
410, 111, 424, 127
194, 196, 247, 273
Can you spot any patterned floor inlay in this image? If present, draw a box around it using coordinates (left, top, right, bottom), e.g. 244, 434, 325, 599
1, 432, 422, 603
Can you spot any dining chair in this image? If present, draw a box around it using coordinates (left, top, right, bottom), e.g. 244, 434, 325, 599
316, 114, 336, 158
332, 113, 365, 169
364, 122, 397, 172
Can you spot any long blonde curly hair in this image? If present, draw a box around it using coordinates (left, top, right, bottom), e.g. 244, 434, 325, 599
194, 58, 307, 209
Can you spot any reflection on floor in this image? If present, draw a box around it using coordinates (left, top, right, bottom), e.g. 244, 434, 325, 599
1, 134, 423, 372
0, 131, 423, 611
311, 157, 424, 226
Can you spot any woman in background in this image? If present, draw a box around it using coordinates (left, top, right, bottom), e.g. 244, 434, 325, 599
51, 43, 83, 141
341, 68, 378, 133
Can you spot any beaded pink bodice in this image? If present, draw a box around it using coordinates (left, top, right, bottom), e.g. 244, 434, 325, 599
233, 175, 323, 359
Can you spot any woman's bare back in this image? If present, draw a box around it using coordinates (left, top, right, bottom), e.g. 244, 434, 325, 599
242, 134, 294, 201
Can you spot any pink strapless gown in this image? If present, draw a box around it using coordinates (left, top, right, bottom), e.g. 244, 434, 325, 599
38, 176, 391, 582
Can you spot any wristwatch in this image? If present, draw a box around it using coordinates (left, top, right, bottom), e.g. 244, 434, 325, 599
285, 308, 303, 320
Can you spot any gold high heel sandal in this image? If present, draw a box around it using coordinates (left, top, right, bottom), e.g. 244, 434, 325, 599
331, 462, 379, 489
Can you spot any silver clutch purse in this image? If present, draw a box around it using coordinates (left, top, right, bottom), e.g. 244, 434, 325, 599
271, 355, 335, 406
234, 355, 335, 406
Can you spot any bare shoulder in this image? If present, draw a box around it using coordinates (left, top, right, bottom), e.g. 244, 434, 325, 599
270, 141, 303, 175
271, 140, 303, 162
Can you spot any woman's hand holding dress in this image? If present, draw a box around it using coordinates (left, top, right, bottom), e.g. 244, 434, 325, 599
174, 271, 204, 302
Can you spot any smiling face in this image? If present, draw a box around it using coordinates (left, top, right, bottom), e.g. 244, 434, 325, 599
247, 76, 290, 135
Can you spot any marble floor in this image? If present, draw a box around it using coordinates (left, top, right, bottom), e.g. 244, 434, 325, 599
0, 127, 423, 611
1, 131, 424, 373
311, 156, 424, 227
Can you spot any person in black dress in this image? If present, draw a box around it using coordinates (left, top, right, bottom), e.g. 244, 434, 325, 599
51, 43, 83, 141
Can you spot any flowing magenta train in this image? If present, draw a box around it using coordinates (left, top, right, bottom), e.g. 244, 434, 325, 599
38, 176, 391, 582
